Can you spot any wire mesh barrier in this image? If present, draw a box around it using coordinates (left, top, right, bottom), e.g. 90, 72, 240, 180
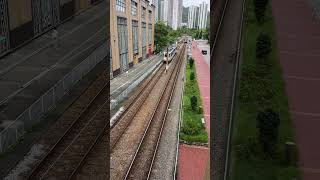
110, 59, 162, 110
0, 41, 107, 153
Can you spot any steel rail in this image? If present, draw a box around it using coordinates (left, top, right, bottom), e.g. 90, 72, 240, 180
26, 74, 108, 180
223, 0, 246, 179
211, 0, 230, 64
123, 43, 186, 180
67, 112, 109, 180
70, 42, 185, 179
110, 63, 164, 130
109, 64, 165, 151
146, 44, 186, 180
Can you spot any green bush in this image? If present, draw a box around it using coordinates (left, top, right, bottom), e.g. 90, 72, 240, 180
255, 79, 275, 107
181, 119, 202, 136
190, 72, 195, 81
254, 0, 268, 23
256, 109, 280, 155
256, 32, 272, 59
239, 65, 257, 102
189, 58, 194, 69
190, 96, 197, 111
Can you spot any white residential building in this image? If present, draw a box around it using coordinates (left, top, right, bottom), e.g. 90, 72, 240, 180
188, 5, 198, 29
171, 0, 182, 30
158, 0, 182, 29
161, 0, 168, 24
198, 1, 208, 29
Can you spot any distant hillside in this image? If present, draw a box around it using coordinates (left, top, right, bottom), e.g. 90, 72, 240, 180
182, 6, 189, 23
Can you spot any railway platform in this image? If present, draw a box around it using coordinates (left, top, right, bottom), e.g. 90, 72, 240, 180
0, 1, 107, 177
110, 54, 163, 111
0, 1, 106, 143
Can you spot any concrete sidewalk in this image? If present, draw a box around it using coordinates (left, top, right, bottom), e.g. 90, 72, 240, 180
0, 1, 106, 123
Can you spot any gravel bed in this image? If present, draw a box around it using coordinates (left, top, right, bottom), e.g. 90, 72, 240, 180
211, 0, 244, 178
149, 44, 187, 180
4, 144, 44, 180
126, 45, 185, 179
72, 129, 109, 180
110, 54, 179, 180
9, 71, 107, 179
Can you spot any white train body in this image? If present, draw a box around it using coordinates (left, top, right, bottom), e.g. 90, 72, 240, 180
163, 46, 177, 63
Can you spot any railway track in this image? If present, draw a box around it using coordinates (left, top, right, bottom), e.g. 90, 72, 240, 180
25, 71, 108, 179
69, 43, 184, 179
211, 0, 245, 179
110, 42, 186, 180
125, 44, 185, 180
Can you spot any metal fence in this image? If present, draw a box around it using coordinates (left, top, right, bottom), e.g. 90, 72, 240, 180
173, 53, 187, 180
0, 41, 107, 153
110, 59, 162, 110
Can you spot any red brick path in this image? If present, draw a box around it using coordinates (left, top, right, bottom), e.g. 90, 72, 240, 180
192, 41, 211, 134
272, 1, 320, 179
178, 144, 209, 180
178, 41, 210, 180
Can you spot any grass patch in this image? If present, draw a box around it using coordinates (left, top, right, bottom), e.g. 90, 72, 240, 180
180, 59, 208, 143
230, 0, 301, 179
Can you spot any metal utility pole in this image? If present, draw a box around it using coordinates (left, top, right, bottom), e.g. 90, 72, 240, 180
165, 46, 169, 73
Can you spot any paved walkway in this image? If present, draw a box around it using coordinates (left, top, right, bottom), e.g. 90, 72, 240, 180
272, 1, 320, 179
0, 1, 106, 123
178, 41, 210, 180
110, 54, 162, 99
195, 40, 210, 67
193, 41, 210, 134
178, 144, 209, 180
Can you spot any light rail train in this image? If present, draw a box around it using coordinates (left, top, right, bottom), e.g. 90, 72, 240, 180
163, 46, 177, 63
163, 37, 188, 63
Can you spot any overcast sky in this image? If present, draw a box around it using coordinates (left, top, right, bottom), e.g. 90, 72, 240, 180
183, 0, 210, 7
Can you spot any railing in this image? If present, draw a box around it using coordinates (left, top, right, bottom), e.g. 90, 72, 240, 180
0, 41, 107, 153
173, 51, 187, 180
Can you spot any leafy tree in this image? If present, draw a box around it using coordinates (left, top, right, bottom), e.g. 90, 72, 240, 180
256, 32, 272, 59
190, 96, 197, 111
203, 28, 209, 41
154, 21, 170, 53
199, 31, 203, 39
256, 109, 280, 155
254, 0, 268, 23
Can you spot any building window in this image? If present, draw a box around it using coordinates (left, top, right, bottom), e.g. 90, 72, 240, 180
132, 20, 139, 54
148, 10, 152, 21
116, 0, 126, 12
142, 7, 146, 19
148, 24, 152, 45
131, 1, 137, 16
